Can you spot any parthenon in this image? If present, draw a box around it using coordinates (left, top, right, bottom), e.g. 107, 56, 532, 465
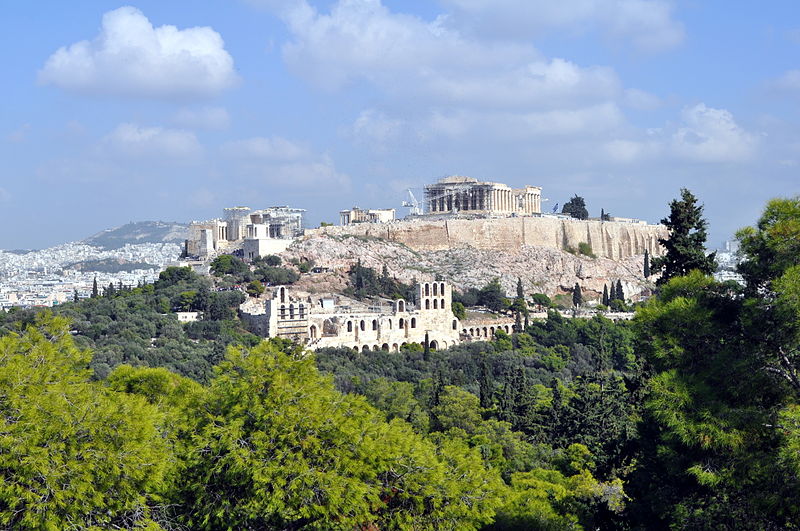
423, 176, 541, 216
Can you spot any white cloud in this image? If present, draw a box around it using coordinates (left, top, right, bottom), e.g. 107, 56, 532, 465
221, 136, 350, 189
39, 6, 238, 99
101, 123, 203, 162
221, 136, 310, 161
171, 107, 231, 130
769, 69, 800, 93
440, 0, 684, 52
671, 104, 758, 163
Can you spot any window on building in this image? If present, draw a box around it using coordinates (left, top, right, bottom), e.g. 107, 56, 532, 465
411, 318, 416, 328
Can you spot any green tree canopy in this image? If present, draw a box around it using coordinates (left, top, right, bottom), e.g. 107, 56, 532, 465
650, 188, 717, 285
562, 195, 589, 220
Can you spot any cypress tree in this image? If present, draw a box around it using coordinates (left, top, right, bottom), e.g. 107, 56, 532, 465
92, 277, 98, 298
602, 284, 609, 306
572, 283, 582, 308
479, 357, 493, 409
73, 289, 79, 303
516, 277, 524, 299
644, 249, 651, 278
615, 279, 624, 301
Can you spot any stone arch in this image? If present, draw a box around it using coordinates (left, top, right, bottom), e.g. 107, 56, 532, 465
372, 319, 378, 330
360, 320, 365, 331
353, 346, 359, 351
398, 300, 405, 312
440, 282, 445, 295
429, 340, 438, 350
309, 325, 317, 339
299, 304, 305, 318
441, 298, 445, 309
490, 326, 495, 334
280, 287, 286, 303
373, 345, 380, 351
399, 318, 405, 329
411, 318, 417, 328
392, 343, 399, 352
425, 283, 430, 296
483, 327, 488, 336
347, 321, 353, 332
425, 299, 430, 310
289, 304, 295, 319
280, 305, 286, 319
433, 283, 438, 296
469, 327, 474, 335
504, 325, 510, 333
433, 299, 438, 309
362, 345, 370, 352
386, 319, 392, 329
452, 320, 458, 330
381, 343, 389, 351
401, 342, 407, 348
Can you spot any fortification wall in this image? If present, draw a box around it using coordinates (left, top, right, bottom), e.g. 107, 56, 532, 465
306, 217, 666, 259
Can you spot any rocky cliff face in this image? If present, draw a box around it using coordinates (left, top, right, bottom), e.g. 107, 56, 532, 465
285, 231, 656, 302
306, 216, 666, 260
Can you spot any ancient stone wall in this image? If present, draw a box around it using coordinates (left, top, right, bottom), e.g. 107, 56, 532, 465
306, 216, 666, 259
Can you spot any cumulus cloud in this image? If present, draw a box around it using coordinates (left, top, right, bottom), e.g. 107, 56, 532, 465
101, 123, 203, 162
276, 0, 623, 110
440, 0, 684, 52
601, 104, 758, 164
39, 6, 238, 99
671, 104, 758, 163
171, 107, 231, 130
221, 136, 350, 189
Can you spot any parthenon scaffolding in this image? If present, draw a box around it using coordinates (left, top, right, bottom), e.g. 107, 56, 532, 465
423, 176, 541, 216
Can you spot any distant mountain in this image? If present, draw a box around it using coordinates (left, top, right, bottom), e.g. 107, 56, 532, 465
83, 221, 188, 250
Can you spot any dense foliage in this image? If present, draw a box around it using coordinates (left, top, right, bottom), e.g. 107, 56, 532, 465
2, 195, 800, 528
0, 266, 258, 381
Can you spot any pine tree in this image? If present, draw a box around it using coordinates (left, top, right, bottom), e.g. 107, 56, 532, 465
602, 284, 609, 306
651, 188, 717, 285
644, 248, 651, 278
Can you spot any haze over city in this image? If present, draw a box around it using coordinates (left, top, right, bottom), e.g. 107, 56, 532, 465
2, 0, 799, 249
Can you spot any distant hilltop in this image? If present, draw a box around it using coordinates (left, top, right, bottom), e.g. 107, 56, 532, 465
83, 221, 188, 250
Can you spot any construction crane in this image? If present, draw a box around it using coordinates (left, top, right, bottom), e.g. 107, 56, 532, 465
402, 189, 422, 216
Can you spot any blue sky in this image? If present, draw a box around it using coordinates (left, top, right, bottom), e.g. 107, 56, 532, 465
1, 0, 799, 249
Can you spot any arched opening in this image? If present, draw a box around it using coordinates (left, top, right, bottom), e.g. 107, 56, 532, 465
401, 342, 407, 348
381, 343, 389, 351
392, 343, 399, 352
372, 319, 378, 330
452, 320, 458, 330
289, 305, 295, 319
280, 305, 286, 319
483, 327, 488, 336
433, 283, 438, 296
433, 299, 438, 309
309, 325, 317, 339
440, 282, 445, 295
429, 340, 438, 350
398, 300, 405, 312
353, 346, 359, 351
425, 283, 430, 296
387, 320, 392, 329
347, 321, 353, 332
441, 299, 445, 309
362, 345, 370, 352
399, 318, 405, 328
411, 318, 417, 328
490, 327, 495, 334
504, 325, 510, 333
425, 299, 430, 310
280, 287, 286, 303
299, 304, 305, 318
360, 320, 365, 331
372, 345, 380, 351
